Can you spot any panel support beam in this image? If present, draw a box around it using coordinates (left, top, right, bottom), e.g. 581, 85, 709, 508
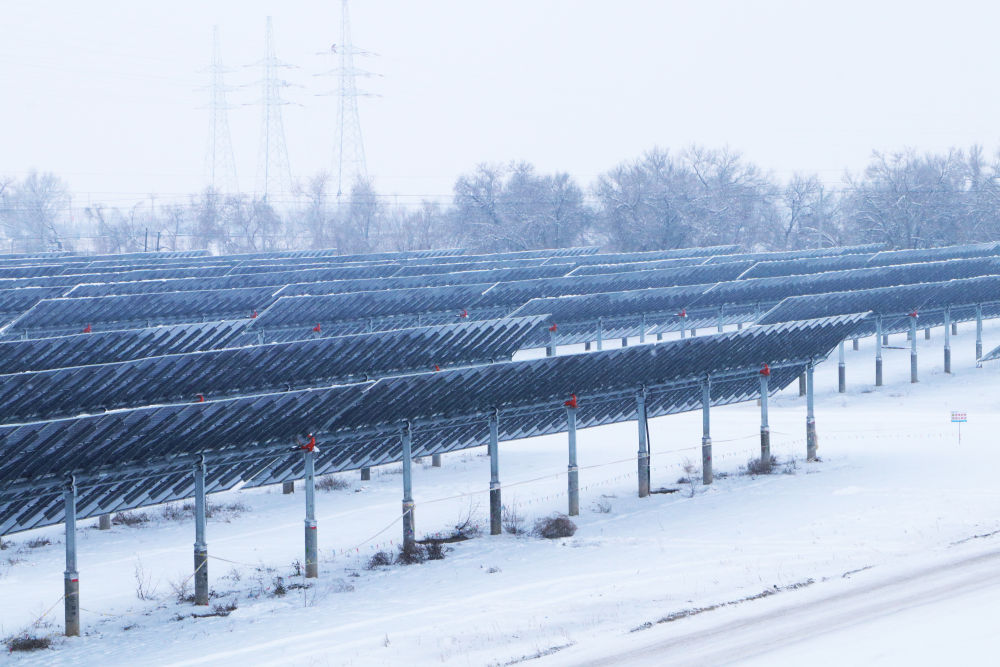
64, 476, 80, 637
193, 454, 209, 605
806, 362, 818, 461
910, 315, 918, 383
701, 380, 712, 485
944, 308, 952, 374
488, 411, 501, 535
401, 423, 415, 550
636, 389, 649, 498
303, 446, 318, 578
875, 316, 884, 386
567, 405, 579, 516
596, 317, 603, 351
976, 304, 983, 360
759, 371, 770, 462
838, 340, 846, 393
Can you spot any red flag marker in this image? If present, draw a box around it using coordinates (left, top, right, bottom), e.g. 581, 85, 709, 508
564, 393, 578, 408
313, 323, 322, 333
677, 309, 687, 318
251, 310, 258, 319
197, 394, 205, 402
549, 323, 558, 332
759, 363, 770, 376
458, 309, 468, 318
909, 310, 918, 318
82, 324, 92, 333
434, 364, 441, 371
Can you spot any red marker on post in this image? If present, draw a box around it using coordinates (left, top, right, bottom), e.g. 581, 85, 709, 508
564, 393, 578, 408
313, 323, 322, 333
759, 363, 770, 376
82, 324, 92, 333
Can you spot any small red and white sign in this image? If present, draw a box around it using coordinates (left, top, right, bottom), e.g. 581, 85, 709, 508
951, 411, 967, 423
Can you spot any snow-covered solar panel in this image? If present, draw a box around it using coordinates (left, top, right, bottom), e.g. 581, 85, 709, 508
3, 287, 280, 339
865, 241, 1000, 267
737, 254, 876, 279
560, 246, 739, 266
567, 257, 708, 276
0, 314, 862, 533
703, 244, 885, 265
0, 320, 254, 374
0, 316, 547, 425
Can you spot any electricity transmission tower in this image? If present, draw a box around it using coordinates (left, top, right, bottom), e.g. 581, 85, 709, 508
204, 26, 238, 195
255, 16, 294, 202
325, 0, 379, 200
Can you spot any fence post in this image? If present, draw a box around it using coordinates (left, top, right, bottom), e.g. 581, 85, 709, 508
759, 371, 770, 461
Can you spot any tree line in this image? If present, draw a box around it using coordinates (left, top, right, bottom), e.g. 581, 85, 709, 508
5, 145, 1000, 254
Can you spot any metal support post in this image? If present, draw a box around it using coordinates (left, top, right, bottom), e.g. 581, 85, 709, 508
925, 327, 931, 340
952, 320, 959, 336
701, 380, 712, 485
636, 390, 649, 498
546, 327, 556, 357
596, 318, 603, 351
679, 322, 686, 339
691, 328, 697, 337
875, 317, 884, 386
584, 342, 591, 351
431, 453, 442, 467
910, 316, 918, 383
944, 308, 952, 374
303, 448, 318, 578
656, 332, 663, 341
759, 373, 770, 461
853, 338, 859, 351
401, 424, 415, 549
283, 480, 294, 494
639, 314, 646, 344
98, 514, 111, 530
488, 411, 501, 535
717, 309, 724, 333
621, 336, 628, 347
838, 341, 846, 393
737, 322, 743, 330
976, 304, 983, 360
64, 476, 80, 637
806, 363, 818, 461
798, 373, 806, 396
567, 406, 579, 516
360, 467, 370, 481
193, 455, 209, 605
882, 333, 889, 346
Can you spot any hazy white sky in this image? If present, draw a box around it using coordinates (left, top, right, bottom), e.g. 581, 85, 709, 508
2, 0, 999, 208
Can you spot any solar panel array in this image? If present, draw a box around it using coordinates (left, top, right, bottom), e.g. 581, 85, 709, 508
0, 314, 863, 534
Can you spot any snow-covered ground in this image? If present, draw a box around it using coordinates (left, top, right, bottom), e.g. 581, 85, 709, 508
2, 322, 999, 666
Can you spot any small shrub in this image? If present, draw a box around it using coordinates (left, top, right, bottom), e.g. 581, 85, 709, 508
160, 504, 187, 521
315, 475, 349, 492
450, 504, 483, 540
425, 542, 445, 560
134, 559, 157, 601
168, 576, 194, 604
5, 635, 51, 652
501, 504, 526, 535
395, 543, 426, 566
289, 559, 303, 577
591, 499, 612, 514
746, 455, 776, 476
367, 551, 393, 569
211, 598, 238, 616
24, 536, 51, 549
271, 576, 287, 597
0, 537, 10, 550
534, 514, 577, 539
113, 510, 152, 527
782, 457, 798, 475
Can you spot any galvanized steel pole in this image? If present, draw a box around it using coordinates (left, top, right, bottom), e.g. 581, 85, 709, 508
717, 309, 724, 333
925, 326, 931, 340
853, 337, 859, 351
944, 307, 952, 374
701, 380, 713, 485
401, 423, 415, 550
360, 467, 371, 481
910, 315, 918, 383
759, 373, 770, 461
193, 455, 208, 605
838, 340, 846, 393
596, 318, 603, 351
431, 453, 441, 467
546, 327, 556, 357
488, 411, 501, 535
639, 314, 646, 344
303, 447, 318, 578
567, 406, 579, 516
976, 304, 983, 360
636, 390, 649, 498
798, 373, 806, 396
63, 476, 80, 637
875, 316, 884, 386
806, 363, 818, 461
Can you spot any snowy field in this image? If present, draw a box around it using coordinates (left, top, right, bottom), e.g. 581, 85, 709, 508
2, 321, 1000, 666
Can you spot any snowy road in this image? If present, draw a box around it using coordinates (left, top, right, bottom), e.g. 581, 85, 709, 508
555, 546, 1000, 666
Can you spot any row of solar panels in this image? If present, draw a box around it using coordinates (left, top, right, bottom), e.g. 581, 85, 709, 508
0, 315, 863, 534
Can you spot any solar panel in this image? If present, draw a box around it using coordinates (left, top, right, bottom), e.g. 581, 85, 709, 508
736, 254, 876, 279
0, 316, 547, 425
703, 244, 886, 265
567, 258, 709, 276
3, 287, 280, 339
0, 320, 254, 374
562, 246, 739, 266
0, 314, 863, 533
865, 241, 1000, 267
